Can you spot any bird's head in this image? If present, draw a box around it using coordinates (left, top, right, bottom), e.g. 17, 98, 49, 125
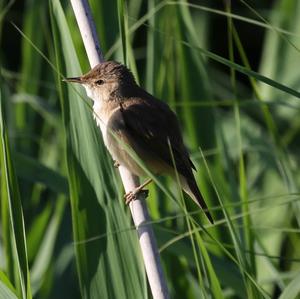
64, 61, 136, 102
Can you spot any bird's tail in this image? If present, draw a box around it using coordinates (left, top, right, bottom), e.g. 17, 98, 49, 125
183, 177, 214, 224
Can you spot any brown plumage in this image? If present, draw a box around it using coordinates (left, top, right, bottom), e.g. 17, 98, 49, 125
64, 61, 213, 223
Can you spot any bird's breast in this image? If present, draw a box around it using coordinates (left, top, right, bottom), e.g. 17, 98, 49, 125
93, 100, 119, 149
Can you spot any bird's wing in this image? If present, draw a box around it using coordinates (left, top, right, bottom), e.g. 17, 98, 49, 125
108, 97, 195, 177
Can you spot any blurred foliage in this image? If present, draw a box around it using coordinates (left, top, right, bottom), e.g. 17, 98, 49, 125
0, 0, 300, 298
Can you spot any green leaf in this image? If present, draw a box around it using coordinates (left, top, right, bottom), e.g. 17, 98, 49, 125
30, 197, 66, 295
279, 271, 300, 299
13, 151, 68, 195
0, 90, 32, 298
0, 270, 17, 297
0, 281, 18, 299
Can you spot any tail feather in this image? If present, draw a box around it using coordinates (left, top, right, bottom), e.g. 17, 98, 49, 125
184, 178, 214, 224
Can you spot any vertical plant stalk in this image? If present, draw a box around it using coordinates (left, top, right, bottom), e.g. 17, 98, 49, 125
69, 1, 170, 298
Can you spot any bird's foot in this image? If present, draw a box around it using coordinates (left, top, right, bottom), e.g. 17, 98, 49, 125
124, 189, 149, 205
113, 160, 120, 168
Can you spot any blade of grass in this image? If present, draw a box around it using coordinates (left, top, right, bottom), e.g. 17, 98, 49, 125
199, 142, 266, 298
225, 3, 257, 297
278, 271, 300, 299
0, 281, 18, 299
30, 196, 66, 295
167, 137, 223, 299
16, 1, 46, 149
0, 89, 32, 298
0, 270, 17, 298
117, 0, 127, 65
13, 151, 68, 195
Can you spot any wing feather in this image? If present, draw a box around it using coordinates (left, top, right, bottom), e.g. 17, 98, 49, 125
110, 98, 195, 178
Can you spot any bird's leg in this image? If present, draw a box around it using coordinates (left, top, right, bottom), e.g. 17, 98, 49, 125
113, 160, 120, 168
124, 178, 153, 204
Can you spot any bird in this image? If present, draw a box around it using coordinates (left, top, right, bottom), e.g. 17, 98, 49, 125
64, 61, 213, 223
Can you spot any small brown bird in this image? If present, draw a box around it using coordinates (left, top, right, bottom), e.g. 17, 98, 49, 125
64, 61, 213, 223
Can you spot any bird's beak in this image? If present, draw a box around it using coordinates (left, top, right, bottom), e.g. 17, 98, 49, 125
63, 77, 83, 84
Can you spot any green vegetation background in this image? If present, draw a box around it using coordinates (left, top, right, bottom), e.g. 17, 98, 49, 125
0, 0, 300, 298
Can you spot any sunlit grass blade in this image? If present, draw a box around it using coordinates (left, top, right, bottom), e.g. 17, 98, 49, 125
0, 280, 18, 299
278, 271, 300, 299
167, 134, 223, 298
193, 230, 224, 299
199, 140, 267, 297
0, 270, 17, 299
0, 90, 32, 298
30, 196, 66, 295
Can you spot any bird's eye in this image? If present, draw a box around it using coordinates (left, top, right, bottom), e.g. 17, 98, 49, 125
95, 79, 104, 85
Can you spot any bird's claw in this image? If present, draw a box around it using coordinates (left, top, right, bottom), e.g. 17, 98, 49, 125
124, 189, 149, 205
